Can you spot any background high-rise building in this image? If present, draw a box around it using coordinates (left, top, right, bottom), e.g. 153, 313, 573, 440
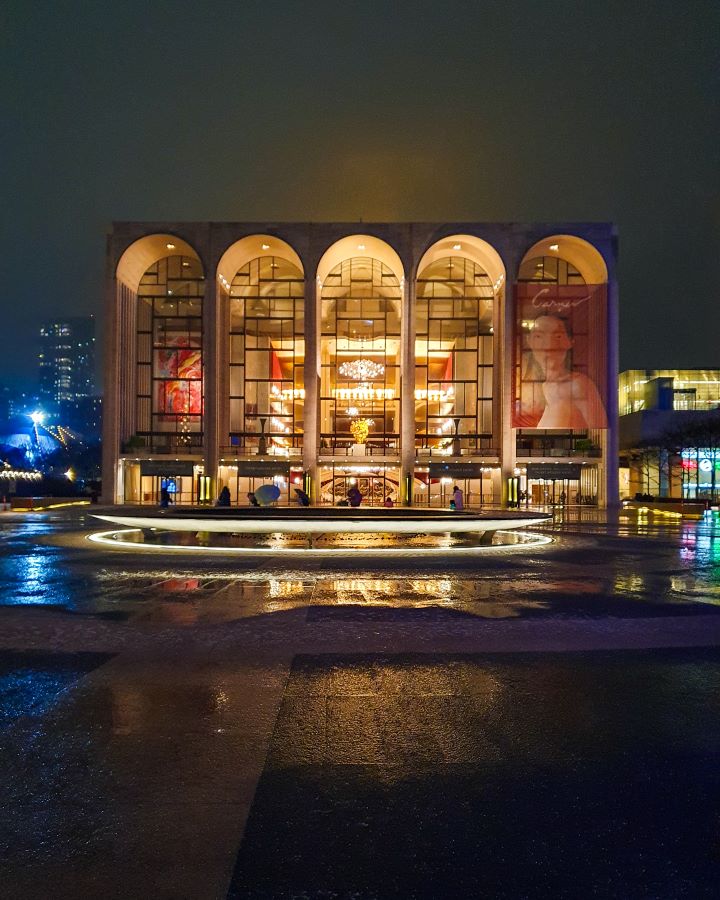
38, 316, 96, 402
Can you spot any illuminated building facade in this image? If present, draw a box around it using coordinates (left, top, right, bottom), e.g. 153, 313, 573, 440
103, 223, 618, 507
619, 369, 720, 501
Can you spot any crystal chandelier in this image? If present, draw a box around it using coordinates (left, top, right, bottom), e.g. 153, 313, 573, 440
338, 358, 385, 380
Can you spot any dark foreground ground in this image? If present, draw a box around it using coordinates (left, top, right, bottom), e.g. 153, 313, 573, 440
1, 507, 719, 898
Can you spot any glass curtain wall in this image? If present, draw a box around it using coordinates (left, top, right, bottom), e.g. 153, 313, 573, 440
228, 257, 305, 455
415, 257, 494, 453
320, 258, 401, 455
136, 255, 204, 451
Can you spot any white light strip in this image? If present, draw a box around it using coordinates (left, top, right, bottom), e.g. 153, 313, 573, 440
94, 513, 551, 535
87, 528, 552, 556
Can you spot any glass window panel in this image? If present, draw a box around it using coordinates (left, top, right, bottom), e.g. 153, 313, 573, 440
229, 366, 244, 396
416, 255, 495, 448
136, 254, 203, 440
227, 256, 305, 443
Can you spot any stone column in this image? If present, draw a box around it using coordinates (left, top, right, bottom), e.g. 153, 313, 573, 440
400, 276, 416, 505
302, 276, 320, 501
498, 248, 520, 507
605, 274, 620, 508
101, 264, 121, 504
102, 272, 137, 504
203, 276, 220, 499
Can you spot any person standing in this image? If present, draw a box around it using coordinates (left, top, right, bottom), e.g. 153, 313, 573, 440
383, 496, 394, 508
216, 486, 231, 507
452, 485, 464, 511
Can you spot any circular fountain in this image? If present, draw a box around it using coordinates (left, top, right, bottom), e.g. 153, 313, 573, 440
90, 507, 552, 557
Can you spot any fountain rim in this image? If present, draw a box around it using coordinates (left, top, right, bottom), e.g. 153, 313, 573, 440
93, 508, 551, 536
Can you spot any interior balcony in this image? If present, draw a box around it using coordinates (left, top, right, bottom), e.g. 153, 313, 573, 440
220, 431, 303, 462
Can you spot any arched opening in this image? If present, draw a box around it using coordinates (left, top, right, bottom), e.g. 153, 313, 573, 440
115, 234, 205, 505
317, 237, 404, 505
217, 236, 305, 503
413, 235, 505, 507
518, 235, 608, 285
116, 233, 202, 294
514, 235, 609, 508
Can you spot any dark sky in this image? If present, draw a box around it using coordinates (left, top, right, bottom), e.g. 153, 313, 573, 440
2, 0, 719, 386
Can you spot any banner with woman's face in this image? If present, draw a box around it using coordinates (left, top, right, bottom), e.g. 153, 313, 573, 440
513, 283, 608, 429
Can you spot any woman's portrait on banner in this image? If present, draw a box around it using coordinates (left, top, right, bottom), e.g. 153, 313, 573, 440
514, 285, 608, 429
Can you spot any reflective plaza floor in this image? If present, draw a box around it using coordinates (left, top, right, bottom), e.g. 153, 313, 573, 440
1, 507, 719, 898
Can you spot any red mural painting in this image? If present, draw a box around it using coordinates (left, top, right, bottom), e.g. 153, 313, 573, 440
154, 340, 202, 415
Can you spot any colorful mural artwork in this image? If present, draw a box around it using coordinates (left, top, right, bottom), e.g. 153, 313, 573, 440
156, 380, 202, 415
155, 340, 202, 415
513, 284, 608, 429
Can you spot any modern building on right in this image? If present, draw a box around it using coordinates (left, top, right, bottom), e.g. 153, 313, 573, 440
619, 369, 720, 501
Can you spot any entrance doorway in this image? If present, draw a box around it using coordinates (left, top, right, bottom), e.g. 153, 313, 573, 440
140, 474, 196, 505
320, 466, 399, 506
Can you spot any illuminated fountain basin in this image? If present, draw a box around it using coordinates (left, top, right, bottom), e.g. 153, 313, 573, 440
91, 508, 552, 556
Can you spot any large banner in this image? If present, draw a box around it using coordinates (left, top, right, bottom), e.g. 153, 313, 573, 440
513, 283, 608, 429
154, 340, 203, 416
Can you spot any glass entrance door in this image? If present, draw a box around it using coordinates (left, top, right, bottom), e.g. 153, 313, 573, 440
320, 466, 399, 506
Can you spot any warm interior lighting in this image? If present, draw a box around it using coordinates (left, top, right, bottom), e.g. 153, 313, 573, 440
452, 243, 462, 251
333, 387, 395, 401
549, 243, 559, 251
338, 359, 385, 380
414, 387, 454, 402
261, 243, 270, 250
166, 243, 176, 249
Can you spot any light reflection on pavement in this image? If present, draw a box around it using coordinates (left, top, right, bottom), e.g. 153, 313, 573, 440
0, 509, 719, 623
1, 508, 720, 898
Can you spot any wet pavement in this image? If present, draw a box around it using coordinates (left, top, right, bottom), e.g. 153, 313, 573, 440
0, 508, 719, 898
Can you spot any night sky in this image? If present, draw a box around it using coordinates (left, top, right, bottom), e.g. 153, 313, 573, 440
2, 0, 718, 386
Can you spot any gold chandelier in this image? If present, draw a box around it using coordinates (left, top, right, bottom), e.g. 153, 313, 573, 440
338, 358, 385, 380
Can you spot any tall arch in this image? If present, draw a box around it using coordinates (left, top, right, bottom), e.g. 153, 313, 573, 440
113, 234, 206, 452
414, 236, 505, 461
514, 234, 610, 507
217, 235, 305, 455
316, 237, 403, 466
